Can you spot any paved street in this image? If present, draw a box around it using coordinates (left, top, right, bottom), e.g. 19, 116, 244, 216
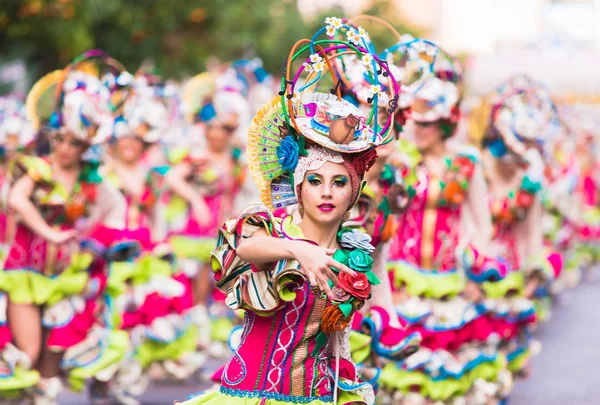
60, 279, 599, 405
511, 278, 599, 405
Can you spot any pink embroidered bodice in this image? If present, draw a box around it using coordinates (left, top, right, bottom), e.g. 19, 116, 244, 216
221, 283, 337, 401
394, 170, 462, 271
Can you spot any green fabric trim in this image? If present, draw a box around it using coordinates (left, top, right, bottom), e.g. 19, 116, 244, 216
389, 261, 466, 298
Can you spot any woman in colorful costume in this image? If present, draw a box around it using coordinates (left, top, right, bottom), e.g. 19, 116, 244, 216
176, 19, 401, 405
332, 26, 442, 383
0, 95, 37, 258
384, 52, 512, 404
478, 78, 562, 383
166, 70, 247, 352
97, 87, 201, 405
2, 54, 130, 404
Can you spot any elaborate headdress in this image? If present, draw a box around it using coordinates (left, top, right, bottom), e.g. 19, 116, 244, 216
182, 67, 250, 129
333, 16, 439, 130
28, 50, 132, 145
410, 48, 462, 124
485, 75, 559, 158
247, 18, 398, 210
0, 95, 36, 153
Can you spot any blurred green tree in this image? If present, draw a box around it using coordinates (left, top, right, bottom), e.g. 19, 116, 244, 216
0, 0, 420, 81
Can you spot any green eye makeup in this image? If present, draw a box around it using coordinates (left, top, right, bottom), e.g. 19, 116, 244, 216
333, 176, 348, 186
307, 174, 321, 184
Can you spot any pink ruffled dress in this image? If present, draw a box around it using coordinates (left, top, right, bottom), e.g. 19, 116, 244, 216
176, 204, 377, 405
383, 153, 508, 403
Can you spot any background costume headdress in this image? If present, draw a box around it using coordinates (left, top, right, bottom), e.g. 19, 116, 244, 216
334, 16, 439, 131
484, 75, 559, 159
43, 50, 132, 146
0, 94, 36, 153
247, 18, 397, 211
410, 48, 462, 124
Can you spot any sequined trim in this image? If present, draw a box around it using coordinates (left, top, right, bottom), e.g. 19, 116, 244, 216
219, 386, 333, 403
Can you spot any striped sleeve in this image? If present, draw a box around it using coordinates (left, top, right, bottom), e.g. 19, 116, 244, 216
210, 203, 305, 316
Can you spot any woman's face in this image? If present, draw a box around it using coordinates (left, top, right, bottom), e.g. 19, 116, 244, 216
496, 152, 524, 179
205, 122, 236, 153
413, 120, 444, 153
115, 136, 145, 164
300, 161, 353, 226
52, 131, 87, 169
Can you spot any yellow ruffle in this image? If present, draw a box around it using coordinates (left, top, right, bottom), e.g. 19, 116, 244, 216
482, 271, 524, 299
349, 330, 372, 365
135, 326, 197, 369
0, 253, 93, 305
66, 329, 130, 391
388, 261, 466, 298
170, 235, 216, 263
379, 355, 506, 401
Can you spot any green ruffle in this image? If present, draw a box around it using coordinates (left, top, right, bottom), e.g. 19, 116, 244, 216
379, 355, 506, 401
1, 253, 93, 305
482, 271, 524, 299
0, 368, 39, 392
349, 330, 372, 365
167, 147, 190, 165
170, 235, 216, 263
66, 329, 130, 391
534, 297, 552, 323
508, 349, 530, 373
388, 261, 466, 298
176, 390, 366, 405
107, 254, 174, 295
211, 317, 234, 343
165, 195, 189, 223
134, 326, 197, 369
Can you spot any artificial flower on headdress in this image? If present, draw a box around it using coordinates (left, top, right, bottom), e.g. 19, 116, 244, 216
487, 87, 555, 159
51, 73, 115, 145
410, 77, 459, 123
114, 93, 168, 143
0, 96, 36, 153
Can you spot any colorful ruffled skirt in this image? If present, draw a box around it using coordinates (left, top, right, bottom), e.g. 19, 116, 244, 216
0, 224, 130, 393
381, 260, 511, 403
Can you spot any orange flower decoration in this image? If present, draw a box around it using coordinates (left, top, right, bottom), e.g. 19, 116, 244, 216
321, 304, 352, 333
65, 200, 86, 223
443, 180, 465, 205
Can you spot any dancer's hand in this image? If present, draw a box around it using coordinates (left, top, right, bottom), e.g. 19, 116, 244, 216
46, 229, 78, 245
192, 200, 211, 227
292, 241, 357, 300
464, 280, 484, 304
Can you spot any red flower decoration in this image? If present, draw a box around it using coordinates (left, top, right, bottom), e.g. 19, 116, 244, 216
516, 190, 534, 209
454, 156, 475, 178
394, 107, 410, 128
449, 105, 461, 124
352, 148, 378, 175
338, 271, 371, 300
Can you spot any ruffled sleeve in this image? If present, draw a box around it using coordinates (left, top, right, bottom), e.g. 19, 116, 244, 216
210, 203, 306, 316
4, 156, 55, 210
11, 155, 53, 184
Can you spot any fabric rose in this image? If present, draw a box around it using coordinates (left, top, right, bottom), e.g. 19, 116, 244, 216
347, 249, 374, 273
454, 156, 475, 178
339, 229, 375, 253
331, 286, 351, 303
276, 135, 300, 172
321, 304, 352, 333
351, 148, 378, 175
338, 271, 371, 300
332, 249, 350, 267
